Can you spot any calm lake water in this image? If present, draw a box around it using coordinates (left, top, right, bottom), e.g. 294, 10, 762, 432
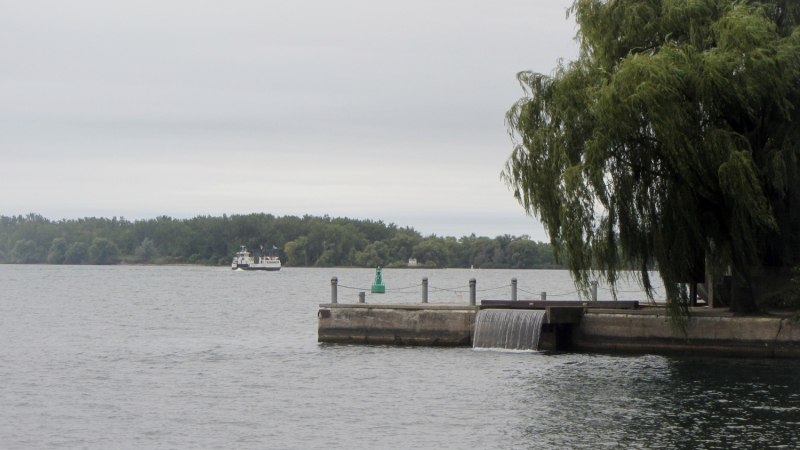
1, 265, 798, 449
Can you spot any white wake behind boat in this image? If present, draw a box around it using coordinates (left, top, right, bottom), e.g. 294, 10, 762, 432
231, 245, 281, 271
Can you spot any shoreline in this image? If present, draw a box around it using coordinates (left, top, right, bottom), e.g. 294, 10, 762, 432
0, 262, 569, 270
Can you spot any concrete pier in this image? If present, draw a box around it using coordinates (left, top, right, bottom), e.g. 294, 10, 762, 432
318, 302, 800, 357
574, 309, 800, 358
318, 303, 478, 346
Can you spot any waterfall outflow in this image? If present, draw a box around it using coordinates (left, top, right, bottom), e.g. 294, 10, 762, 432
473, 309, 546, 350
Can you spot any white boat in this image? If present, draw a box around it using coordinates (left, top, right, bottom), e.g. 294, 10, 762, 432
231, 245, 281, 271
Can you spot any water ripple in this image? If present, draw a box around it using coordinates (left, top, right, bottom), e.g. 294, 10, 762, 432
0, 265, 798, 449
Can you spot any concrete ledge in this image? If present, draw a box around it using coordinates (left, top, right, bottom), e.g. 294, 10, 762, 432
318, 307, 475, 346
590, 307, 739, 317
319, 303, 478, 311
575, 313, 800, 357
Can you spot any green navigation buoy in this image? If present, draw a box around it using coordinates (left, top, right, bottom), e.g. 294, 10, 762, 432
371, 267, 385, 293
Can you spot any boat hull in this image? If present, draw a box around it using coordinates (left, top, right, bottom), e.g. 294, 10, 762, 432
233, 266, 280, 271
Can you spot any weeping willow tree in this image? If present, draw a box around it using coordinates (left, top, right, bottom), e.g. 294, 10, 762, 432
504, 0, 800, 332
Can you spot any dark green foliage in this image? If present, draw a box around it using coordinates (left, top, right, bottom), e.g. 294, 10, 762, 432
284, 236, 309, 266
507, 239, 558, 268
412, 239, 451, 268
134, 238, 156, 263
48, 238, 68, 264
504, 0, 800, 331
64, 242, 89, 264
355, 241, 390, 267
11, 240, 39, 264
0, 213, 559, 269
89, 238, 120, 265
386, 231, 420, 262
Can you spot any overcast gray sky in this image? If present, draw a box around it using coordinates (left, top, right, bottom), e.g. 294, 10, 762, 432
1, 0, 578, 239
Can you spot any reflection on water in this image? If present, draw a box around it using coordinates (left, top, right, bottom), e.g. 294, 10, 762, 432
0, 265, 796, 449
512, 355, 800, 449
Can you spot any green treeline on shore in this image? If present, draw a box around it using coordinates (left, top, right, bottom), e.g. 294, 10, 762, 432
0, 213, 561, 269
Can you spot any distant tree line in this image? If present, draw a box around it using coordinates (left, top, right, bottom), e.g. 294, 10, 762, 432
0, 213, 560, 268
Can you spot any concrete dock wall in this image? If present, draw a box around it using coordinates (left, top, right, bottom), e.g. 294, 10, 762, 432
575, 311, 800, 357
318, 304, 476, 346
318, 303, 800, 357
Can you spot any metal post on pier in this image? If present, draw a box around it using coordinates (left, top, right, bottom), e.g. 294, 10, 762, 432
541, 291, 546, 301
331, 276, 338, 304
590, 281, 598, 302
422, 277, 428, 303
511, 278, 517, 301
359, 291, 366, 303
469, 278, 476, 306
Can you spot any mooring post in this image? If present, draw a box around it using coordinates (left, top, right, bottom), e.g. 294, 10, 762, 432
469, 278, 476, 306
541, 291, 546, 301
422, 277, 428, 303
331, 276, 338, 304
511, 278, 518, 301
359, 291, 365, 303
590, 281, 598, 302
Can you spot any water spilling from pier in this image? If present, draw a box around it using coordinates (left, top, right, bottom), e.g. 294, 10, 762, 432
473, 309, 546, 350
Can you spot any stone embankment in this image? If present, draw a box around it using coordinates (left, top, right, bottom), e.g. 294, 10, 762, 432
318, 303, 800, 357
